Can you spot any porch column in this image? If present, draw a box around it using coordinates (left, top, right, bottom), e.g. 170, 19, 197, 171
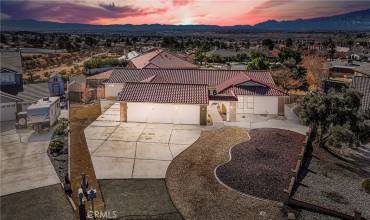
120, 102, 127, 122
200, 105, 207, 125
229, 101, 237, 122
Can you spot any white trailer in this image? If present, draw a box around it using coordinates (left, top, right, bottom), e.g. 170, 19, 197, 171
27, 97, 61, 130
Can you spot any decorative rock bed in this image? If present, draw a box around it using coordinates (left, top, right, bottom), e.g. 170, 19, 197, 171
215, 128, 305, 202
47, 119, 69, 185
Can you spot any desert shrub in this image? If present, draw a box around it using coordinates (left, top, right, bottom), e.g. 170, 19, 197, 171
50, 139, 64, 154
54, 124, 65, 135
221, 104, 227, 115
362, 178, 370, 193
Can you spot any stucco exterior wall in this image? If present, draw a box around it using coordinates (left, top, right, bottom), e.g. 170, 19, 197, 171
104, 83, 124, 98
236, 95, 279, 115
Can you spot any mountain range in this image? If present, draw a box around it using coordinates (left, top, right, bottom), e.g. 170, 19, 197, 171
1, 8, 369, 32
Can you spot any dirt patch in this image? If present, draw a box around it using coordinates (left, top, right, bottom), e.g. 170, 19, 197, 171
166, 127, 285, 220
216, 128, 305, 202
69, 102, 104, 217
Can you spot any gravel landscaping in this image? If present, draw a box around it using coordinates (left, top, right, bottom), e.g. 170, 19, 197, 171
216, 128, 305, 202
166, 127, 286, 220
292, 143, 370, 219
47, 119, 69, 184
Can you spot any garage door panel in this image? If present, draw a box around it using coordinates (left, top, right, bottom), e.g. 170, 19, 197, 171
175, 105, 200, 124
127, 103, 200, 124
0, 103, 16, 122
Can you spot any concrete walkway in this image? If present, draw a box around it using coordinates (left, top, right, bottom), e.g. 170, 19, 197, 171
0, 126, 60, 196
208, 103, 224, 126
84, 103, 202, 179
225, 105, 308, 135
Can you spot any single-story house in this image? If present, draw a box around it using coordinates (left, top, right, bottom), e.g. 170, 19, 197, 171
105, 68, 287, 125
0, 50, 23, 95
68, 74, 87, 102
48, 73, 65, 96
127, 48, 198, 69
86, 70, 112, 100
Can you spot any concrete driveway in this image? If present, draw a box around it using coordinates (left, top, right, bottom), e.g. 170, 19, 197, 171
84, 103, 202, 179
0, 125, 60, 196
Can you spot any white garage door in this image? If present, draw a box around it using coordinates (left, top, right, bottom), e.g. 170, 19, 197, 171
127, 103, 200, 124
0, 103, 16, 122
237, 96, 278, 115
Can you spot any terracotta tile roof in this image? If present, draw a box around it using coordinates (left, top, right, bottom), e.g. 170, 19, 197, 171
86, 70, 112, 80
128, 49, 197, 69
108, 68, 286, 98
107, 68, 275, 86
224, 86, 286, 96
118, 82, 208, 104
352, 76, 370, 111
215, 73, 251, 93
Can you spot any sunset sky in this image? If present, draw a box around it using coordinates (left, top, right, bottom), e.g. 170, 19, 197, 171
1, 0, 369, 26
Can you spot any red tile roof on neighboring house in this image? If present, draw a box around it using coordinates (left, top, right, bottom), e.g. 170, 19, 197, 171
128, 49, 198, 69
118, 82, 209, 104
86, 70, 112, 80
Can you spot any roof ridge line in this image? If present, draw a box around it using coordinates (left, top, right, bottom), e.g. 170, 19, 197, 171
125, 81, 208, 86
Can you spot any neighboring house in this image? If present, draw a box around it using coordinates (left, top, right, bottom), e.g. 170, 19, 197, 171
206, 49, 239, 59
268, 49, 280, 59
86, 70, 112, 88
325, 60, 370, 82
17, 82, 51, 111
0, 91, 23, 121
68, 74, 87, 102
352, 76, 370, 112
105, 68, 287, 125
48, 73, 65, 96
86, 70, 112, 99
127, 51, 140, 60
127, 48, 198, 69
0, 50, 23, 95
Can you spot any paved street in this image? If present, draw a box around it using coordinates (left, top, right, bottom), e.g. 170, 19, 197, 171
0, 124, 60, 196
100, 179, 183, 219
84, 103, 202, 179
1, 184, 74, 220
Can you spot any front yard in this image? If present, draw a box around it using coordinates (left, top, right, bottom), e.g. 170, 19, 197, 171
166, 127, 286, 220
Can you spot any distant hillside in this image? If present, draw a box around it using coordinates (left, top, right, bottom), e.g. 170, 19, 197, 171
1, 8, 369, 32
254, 8, 370, 31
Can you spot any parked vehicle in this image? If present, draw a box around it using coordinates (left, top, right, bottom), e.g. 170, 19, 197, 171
27, 97, 61, 131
